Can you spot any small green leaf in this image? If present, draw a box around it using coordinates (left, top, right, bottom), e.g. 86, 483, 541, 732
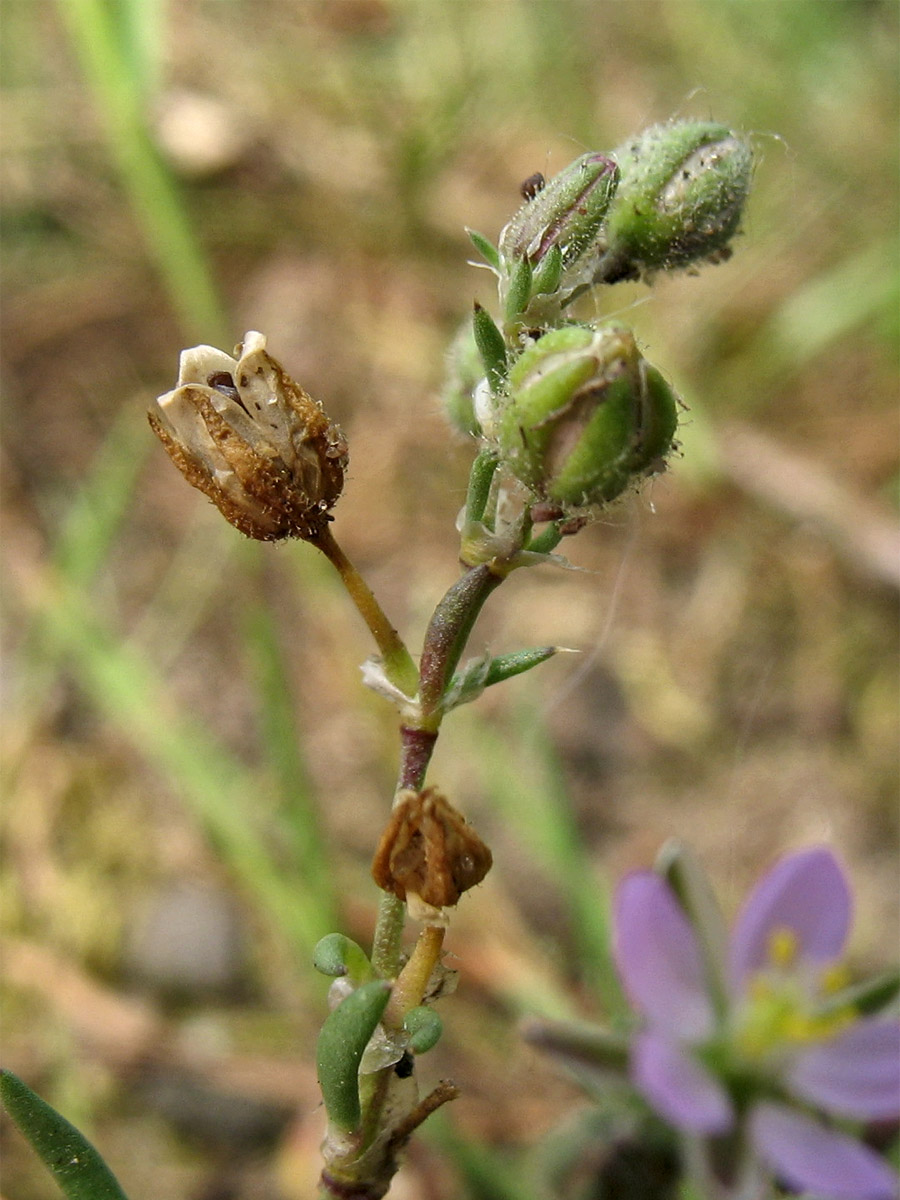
316, 980, 391, 1133
466, 228, 501, 271
504, 255, 533, 322
472, 303, 508, 394
483, 646, 560, 688
0, 1069, 129, 1200
442, 653, 492, 712
313, 933, 374, 984
531, 243, 563, 297
464, 449, 500, 526
403, 1006, 443, 1055
443, 646, 561, 713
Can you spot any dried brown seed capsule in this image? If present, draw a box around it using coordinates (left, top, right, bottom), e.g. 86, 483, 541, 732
372, 788, 492, 913
149, 331, 348, 541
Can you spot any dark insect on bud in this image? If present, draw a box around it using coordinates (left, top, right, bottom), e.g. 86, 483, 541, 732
519, 171, 546, 201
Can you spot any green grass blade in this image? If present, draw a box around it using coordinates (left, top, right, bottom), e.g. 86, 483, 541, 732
0, 1070, 129, 1200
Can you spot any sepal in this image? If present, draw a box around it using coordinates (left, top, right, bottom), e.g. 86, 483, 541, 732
497, 323, 679, 510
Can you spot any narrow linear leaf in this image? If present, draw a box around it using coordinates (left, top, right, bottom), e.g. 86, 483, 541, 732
0, 1070, 129, 1200
442, 647, 562, 714
483, 646, 561, 688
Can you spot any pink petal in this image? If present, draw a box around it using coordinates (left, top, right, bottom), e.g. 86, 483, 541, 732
750, 1101, 899, 1200
632, 1031, 733, 1134
788, 1019, 900, 1120
615, 871, 715, 1041
729, 847, 851, 990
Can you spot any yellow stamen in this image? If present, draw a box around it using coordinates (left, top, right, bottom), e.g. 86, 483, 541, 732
767, 927, 799, 969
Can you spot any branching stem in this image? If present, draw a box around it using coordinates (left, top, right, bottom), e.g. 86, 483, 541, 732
312, 524, 419, 697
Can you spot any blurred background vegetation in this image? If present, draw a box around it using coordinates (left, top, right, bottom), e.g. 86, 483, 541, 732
2, 1, 898, 1197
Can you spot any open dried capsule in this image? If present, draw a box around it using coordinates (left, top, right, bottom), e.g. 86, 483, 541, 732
149, 332, 348, 541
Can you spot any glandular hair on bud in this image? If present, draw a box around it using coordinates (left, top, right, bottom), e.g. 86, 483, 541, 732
497, 323, 679, 509
149, 332, 347, 541
598, 120, 753, 283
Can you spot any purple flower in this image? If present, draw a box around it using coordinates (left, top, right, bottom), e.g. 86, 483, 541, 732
615, 847, 900, 1200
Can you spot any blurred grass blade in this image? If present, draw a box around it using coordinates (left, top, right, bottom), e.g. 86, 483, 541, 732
425, 1109, 543, 1200
763, 238, 899, 370
16, 408, 151, 716
465, 702, 627, 1020
0, 1069, 129, 1200
242, 547, 339, 930
8, 559, 334, 962
112, 0, 165, 98
54, 0, 228, 341
51, 404, 152, 587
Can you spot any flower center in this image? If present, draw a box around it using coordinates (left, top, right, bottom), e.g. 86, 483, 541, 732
731, 926, 854, 1060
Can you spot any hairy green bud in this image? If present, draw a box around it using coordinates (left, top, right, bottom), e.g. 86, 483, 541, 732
598, 120, 753, 283
497, 324, 679, 509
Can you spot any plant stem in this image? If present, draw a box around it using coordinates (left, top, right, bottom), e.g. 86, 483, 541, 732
312, 525, 418, 697
383, 924, 446, 1027
417, 563, 504, 727
370, 728, 438, 979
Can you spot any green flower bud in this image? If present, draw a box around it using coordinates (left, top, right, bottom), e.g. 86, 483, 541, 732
498, 152, 619, 316
598, 120, 752, 283
497, 324, 679, 509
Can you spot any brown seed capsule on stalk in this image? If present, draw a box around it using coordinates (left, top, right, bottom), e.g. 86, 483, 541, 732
149, 331, 348, 541
372, 788, 492, 916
